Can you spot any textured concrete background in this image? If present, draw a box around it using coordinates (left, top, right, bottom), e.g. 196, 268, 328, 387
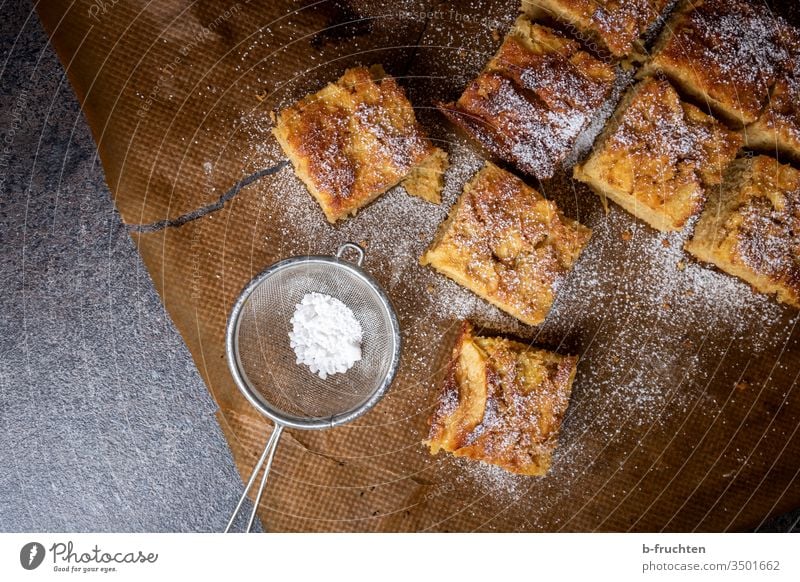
0, 0, 797, 532
0, 0, 250, 532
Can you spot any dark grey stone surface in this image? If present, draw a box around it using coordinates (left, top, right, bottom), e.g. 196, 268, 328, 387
0, 0, 248, 532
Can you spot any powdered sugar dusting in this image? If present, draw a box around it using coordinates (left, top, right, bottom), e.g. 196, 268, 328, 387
541, 206, 793, 433
289, 292, 363, 380
226, 1, 800, 515
446, 20, 621, 179
455, 457, 523, 498
656, 0, 794, 119
241, 114, 796, 490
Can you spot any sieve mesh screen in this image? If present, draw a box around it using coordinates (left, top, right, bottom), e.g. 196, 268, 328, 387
233, 258, 396, 425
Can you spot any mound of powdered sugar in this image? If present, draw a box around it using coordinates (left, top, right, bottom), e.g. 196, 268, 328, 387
289, 292, 363, 379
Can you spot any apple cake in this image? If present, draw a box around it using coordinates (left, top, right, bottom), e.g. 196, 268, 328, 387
425, 321, 578, 476
645, 0, 796, 127
746, 32, 800, 162
685, 155, 800, 308
273, 65, 449, 222
574, 76, 742, 231
421, 162, 592, 326
438, 17, 616, 179
520, 0, 674, 58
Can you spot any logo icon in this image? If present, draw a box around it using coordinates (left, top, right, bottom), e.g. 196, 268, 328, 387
20, 542, 45, 570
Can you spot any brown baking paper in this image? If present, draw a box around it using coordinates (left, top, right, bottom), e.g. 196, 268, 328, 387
37, 0, 800, 531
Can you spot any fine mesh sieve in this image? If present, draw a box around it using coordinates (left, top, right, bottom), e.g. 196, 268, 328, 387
224, 243, 401, 532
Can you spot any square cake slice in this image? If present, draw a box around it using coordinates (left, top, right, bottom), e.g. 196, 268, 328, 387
746, 33, 800, 162
425, 321, 578, 476
685, 155, 800, 308
574, 76, 742, 231
273, 65, 448, 222
439, 17, 616, 179
645, 0, 793, 126
521, 0, 673, 58
421, 162, 592, 326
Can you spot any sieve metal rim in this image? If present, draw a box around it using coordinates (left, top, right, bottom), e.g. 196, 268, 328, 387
224, 251, 402, 431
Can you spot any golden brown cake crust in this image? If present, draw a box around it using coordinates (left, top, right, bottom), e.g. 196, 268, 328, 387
747, 76, 800, 161
685, 155, 800, 308
401, 148, 449, 204
421, 162, 592, 326
425, 322, 578, 476
439, 19, 615, 179
273, 66, 446, 222
746, 31, 800, 161
646, 0, 794, 126
575, 76, 742, 231
522, 0, 673, 58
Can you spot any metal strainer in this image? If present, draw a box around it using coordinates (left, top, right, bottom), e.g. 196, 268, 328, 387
223, 242, 401, 532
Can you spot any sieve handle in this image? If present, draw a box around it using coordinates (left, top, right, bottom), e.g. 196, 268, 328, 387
336, 242, 365, 266
224, 424, 284, 533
